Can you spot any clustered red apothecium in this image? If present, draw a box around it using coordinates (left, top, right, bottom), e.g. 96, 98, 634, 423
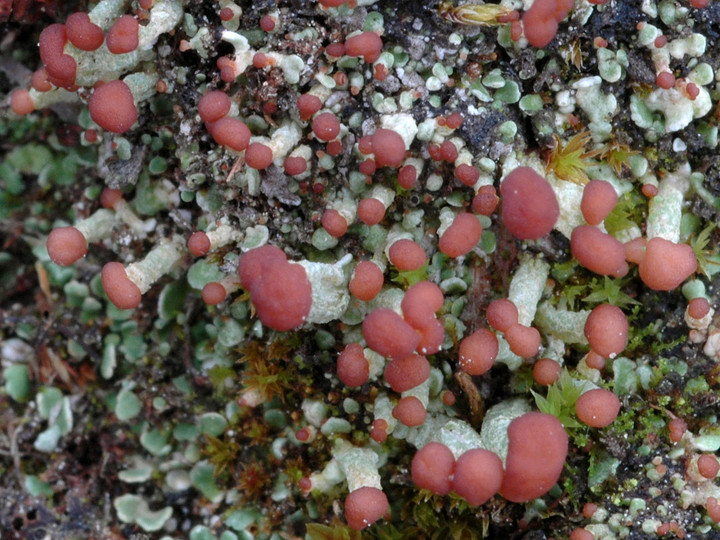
8, 0, 716, 534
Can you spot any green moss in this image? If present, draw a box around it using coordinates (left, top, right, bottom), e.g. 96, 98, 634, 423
532, 370, 586, 430
604, 190, 646, 237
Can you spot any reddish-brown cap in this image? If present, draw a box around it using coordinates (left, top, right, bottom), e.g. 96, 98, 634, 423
581, 180, 618, 226
10, 89, 34, 116
446, 112, 464, 128
187, 231, 211, 257
237, 245, 287, 289
501, 167, 559, 239
254, 52, 269, 69
388, 239, 426, 271
321, 209, 348, 238
624, 236, 647, 265
411, 442, 455, 495
709, 497, 720, 523
259, 14, 275, 31
357, 198, 386, 226
371, 128, 405, 168
326, 139, 342, 156
337, 343, 369, 387
569, 528, 595, 540
505, 323, 542, 358
401, 281, 444, 329
575, 388, 621, 428
584, 304, 627, 358
440, 140, 458, 162
415, 318, 445, 355
284, 156, 307, 176
486, 298, 519, 333
642, 185, 659, 198
522, 9, 560, 49
344, 31, 383, 63
358, 135, 373, 154
325, 42, 345, 57
656, 71, 675, 89
358, 158, 377, 176
100, 187, 123, 209
458, 328, 499, 376
245, 142, 274, 170
209, 117, 251, 152
344, 487, 388, 530
455, 164, 480, 186
571, 226, 629, 278
521, 0, 570, 48
370, 419, 388, 442
439, 213, 482, 258
384, 354, 430, 392
47, 226, 88, 266
101, 262, 142, 310
31, 68, 52, 93
198, 90, 231, 123
362, 308, 420, 359
202, 282, 227, 305
39, 24, 77, 88
533, 358, 562, 386
66, 12, 104, 51
297, 94, 322, 121
349, 261, 384, 302
393, 396, 427, 426
500, 412, 568, 502
312, 112, 340, 141
583, 502, 599, 519
668, 417, 687, 443
106, 15, 139, 54
89, 80, 137, 133
250, 261, 312, 331
698, 454, 720, 479
472, 185, 500, 216
452, 448, 504, 505
45, 54, 77, 89
638, 237, 697, 291
585, 350, 606, 370
688, 297, 711, 320
398, 164, 417, 189
39, 23, 67, 67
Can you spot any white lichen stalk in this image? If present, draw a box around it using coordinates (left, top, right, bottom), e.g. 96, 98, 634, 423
646, 162, 690, 243
205, 222, 241, 251
74, 209, 117, 243
88, 0, 130, 29
112, 198, 151, 237
73, 1, 183, 86
326, 188, 358, 226
494, 255, 551, 370
27, 87, 81, 111
221, 30, 304, 84
124, 235, 185, 294
308, 439, 384, 493
380, 113, 418, 149
535, 301, 590, 345
250, 121, 303, 166
508, 255, 549, 326
298, 254, 353, 324
635, 25, 711, 133
123, 72, 160, 104
365, 185, 395, 211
